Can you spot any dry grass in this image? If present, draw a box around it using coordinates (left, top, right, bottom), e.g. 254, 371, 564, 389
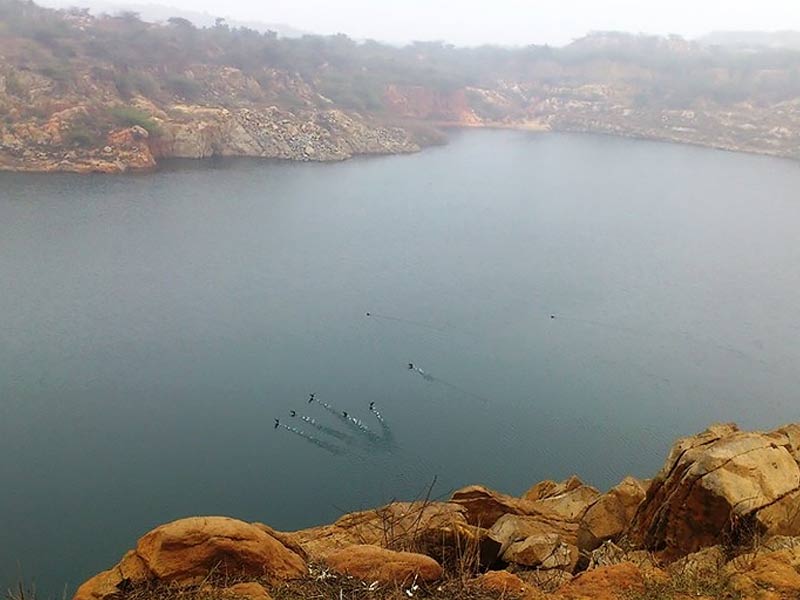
622, 555, 742, 600
53, 565, 513, 600
623, 573, 741, 600
273, 566, 513, 600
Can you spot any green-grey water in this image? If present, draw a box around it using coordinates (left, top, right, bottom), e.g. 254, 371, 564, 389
1, 130, 799, 595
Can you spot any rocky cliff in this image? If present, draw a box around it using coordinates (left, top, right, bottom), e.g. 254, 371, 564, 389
0, 91, 419, 173
72, 422, 800, 600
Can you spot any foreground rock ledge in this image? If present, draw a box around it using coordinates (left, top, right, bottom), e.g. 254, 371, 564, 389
73, 422, 800, 600
74, 517, 306, 600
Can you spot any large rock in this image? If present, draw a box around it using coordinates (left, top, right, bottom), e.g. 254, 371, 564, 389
628, 423, 800, 559
323, 545, 442, 584
135, 517, 306, 582
482, 478, 601, 571
452, 479, 599, 530
451, 485, 535, 528
73, 517, 306, 600
577, 477, 647, 551
491, 513, 580, 554
503, 533, 579, 572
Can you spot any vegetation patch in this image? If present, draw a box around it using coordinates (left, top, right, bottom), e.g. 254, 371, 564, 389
109, 105, 160, 135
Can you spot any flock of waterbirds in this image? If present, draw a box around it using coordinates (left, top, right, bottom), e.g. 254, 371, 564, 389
273, 393, 395, 456
274, 306, 787, 457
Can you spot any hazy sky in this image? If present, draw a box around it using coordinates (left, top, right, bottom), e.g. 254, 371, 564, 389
39, 0, 800, 45
146, 0, 799, 46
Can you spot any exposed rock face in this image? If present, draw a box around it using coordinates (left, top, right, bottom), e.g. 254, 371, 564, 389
0, 122, 157, 173
323, 545, 443, 584
451, 485, 537, 528
452, 478, 600, 530
153, 106, 419, 163
577, 476, 648, 551
628, 423, 800, 559
73, 517, 306, 600
491, 514, 570, 552
458, 478, 599, 573
529, 483, 601, 523
135, 517, 306, 583
383, 85, 480, 123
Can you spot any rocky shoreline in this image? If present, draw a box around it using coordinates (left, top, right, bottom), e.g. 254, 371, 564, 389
0, 105, 420, 174
73, 422, 800, 600
3, 111, 797, 175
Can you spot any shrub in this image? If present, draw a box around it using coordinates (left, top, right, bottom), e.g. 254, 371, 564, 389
37, 63, 74, 84
108, 105, 160, 135
164, 74, 202, 101
114, 71, 161, 99
62, 123, 100, 147
4, 71, 27, 98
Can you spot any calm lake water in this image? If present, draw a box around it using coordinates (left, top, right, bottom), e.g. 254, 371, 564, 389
2, 131, 800, 596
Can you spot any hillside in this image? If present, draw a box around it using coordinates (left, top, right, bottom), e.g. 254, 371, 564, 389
1, 0, 800, 172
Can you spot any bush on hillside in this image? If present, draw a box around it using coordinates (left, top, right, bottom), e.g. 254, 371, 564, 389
108, 105, 160, 135
164, 74, 202, 101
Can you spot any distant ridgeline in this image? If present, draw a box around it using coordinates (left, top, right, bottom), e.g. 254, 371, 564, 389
1, 0, 799, 172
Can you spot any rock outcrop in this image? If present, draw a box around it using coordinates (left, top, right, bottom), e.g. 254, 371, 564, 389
453, 478, 600, 573
628, 423, 800, 558
577, 476, 648, 552
322, 544, 443, 584
73, 517, 306, 600
153, 106, 418, 163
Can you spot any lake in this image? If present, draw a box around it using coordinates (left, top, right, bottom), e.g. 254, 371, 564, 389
1, 130, 799, 596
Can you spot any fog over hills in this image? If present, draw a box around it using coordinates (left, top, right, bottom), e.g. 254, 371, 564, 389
35, 0, 307, 37
700, 30, 800, 51
28, 0, 800, 50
